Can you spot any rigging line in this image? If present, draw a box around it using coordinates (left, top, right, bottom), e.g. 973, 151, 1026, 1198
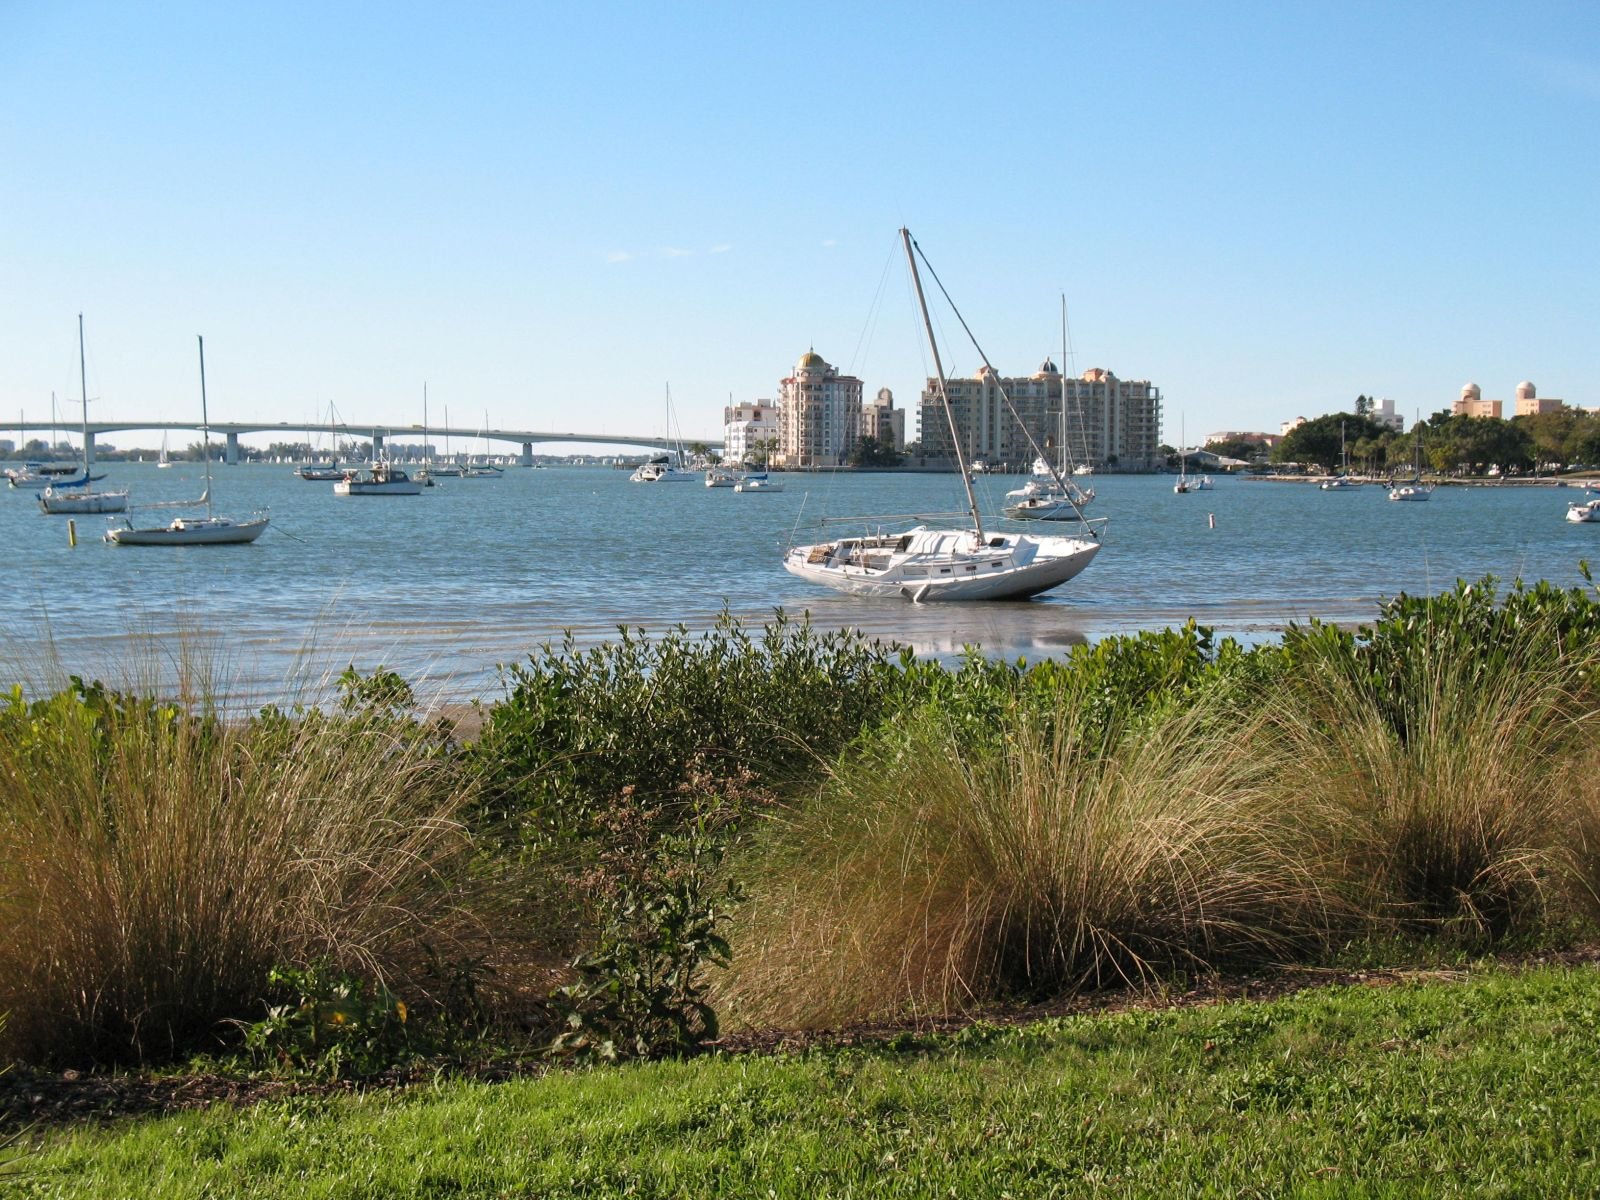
896, 239, 968, 521
909, 235, 1094, 533
847, 241, 899, 378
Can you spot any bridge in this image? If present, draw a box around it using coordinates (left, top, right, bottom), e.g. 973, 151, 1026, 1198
4, 421, 724, 466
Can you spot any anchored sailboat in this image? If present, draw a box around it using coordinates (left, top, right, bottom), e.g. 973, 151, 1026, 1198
39, 316, 129, 514
784, 228, 1102, 602
1005, 297, 1096, 520
105, 336, 269, 545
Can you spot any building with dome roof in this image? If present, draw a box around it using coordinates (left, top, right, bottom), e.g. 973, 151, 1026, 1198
916, 361, 1162, 471
1454, 383, 1501, 419
1514, 380, 1565, 417
776, 349, 863, 468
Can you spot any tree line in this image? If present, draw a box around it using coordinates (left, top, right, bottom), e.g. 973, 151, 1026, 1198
1208, 404, 1600, 476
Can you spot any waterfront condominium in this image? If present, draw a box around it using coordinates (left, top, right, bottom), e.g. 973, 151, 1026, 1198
722, 399, 779, 466
861, 387, 906, 450
916, 360, 1163, 472
776, 350, 863, 469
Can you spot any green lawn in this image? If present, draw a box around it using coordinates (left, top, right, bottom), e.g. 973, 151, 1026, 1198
14, 964, 1600, 1198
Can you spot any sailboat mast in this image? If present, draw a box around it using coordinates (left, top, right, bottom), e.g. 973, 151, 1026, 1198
900, 228, 983, 540
1059, 296, 1069, 475
198, 335, 215, 518
78, 314, 91, 470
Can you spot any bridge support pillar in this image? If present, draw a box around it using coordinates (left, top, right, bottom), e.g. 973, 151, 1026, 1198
372, 432, 385, 460
225, 431, 240, 465
520, 441, 533, 467
84, 432, 96, 465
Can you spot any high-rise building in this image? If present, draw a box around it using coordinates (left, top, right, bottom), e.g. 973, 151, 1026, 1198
777, 350, 862, 468
722, 400, 779, 465
916, 361, 1162, 471
861, 387, 905, 450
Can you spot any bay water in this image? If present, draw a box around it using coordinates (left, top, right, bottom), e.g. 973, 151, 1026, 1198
4, 464, 1597, 702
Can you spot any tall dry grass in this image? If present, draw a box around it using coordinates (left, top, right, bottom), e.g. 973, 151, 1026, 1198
0, 682, 505, 1066
1267, 625, 1600, 941
716, 689, 1334, 1029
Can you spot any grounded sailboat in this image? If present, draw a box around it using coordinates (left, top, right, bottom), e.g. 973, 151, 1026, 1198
106, 336, 269, 546
39, 316, 129, 515
784, 228, 1102, 602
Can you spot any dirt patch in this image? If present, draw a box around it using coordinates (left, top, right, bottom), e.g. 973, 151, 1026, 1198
7, 945, 1598, 1132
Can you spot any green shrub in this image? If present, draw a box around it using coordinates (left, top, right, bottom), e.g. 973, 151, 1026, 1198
548, 798, 740, 1061
472, 612, 912, 846
242, 963, 413, 1079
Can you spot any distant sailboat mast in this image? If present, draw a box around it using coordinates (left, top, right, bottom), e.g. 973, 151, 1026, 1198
198, 335, 215, 520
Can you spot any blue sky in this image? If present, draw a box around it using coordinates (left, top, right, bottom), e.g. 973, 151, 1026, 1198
3, 1, 1597, 451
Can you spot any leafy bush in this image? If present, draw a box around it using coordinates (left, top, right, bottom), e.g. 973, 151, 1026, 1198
548, 795, 741, 1061
242, 963, 413, 1079
472, 612, 913, 845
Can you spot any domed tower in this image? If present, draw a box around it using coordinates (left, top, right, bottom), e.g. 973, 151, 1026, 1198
1517, 381, 1536, 402
1462, 382, 1482, 401
778, 348, 861, 469
1032, 358, 1060, 379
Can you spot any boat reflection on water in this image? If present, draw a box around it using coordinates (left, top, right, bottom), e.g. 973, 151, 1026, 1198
779, 595, 1092, 665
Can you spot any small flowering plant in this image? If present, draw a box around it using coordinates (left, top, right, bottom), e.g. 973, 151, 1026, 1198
243, 962, 413, 1079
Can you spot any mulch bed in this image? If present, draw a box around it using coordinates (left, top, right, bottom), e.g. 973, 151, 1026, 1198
7, 945, 1599, 1132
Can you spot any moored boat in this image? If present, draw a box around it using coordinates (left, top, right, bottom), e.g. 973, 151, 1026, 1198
38, 316, 128, 515
106, 336, 269, 546
1567, 498, 1600, 524
334, 461, 423, 495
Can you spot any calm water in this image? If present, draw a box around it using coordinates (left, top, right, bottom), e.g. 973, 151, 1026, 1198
4, 464, 1598, 701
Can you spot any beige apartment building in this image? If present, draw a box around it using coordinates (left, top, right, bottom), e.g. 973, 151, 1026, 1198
722, 400, 779, 465
776, 350, 863, 468
916, 360, 1163, 471
1513, 381, 1564, 416
861, 387, 905, 449
1454, 383, 1503, 419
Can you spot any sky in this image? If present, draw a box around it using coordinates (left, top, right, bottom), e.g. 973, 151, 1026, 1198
3, 1, 1598, 452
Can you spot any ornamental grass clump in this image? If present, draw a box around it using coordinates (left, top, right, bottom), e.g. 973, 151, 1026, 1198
1273, 605, 1600, 942
717, 687, 1331, 1029
0, 676, 502, 1067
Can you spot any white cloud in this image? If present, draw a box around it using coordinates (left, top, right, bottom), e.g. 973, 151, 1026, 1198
821, 238, 837, 248
660, 246, 693, 258
709, 243, 732, 254
605, 250, 634, 264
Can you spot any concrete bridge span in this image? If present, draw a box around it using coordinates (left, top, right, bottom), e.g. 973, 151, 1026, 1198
5, 421, 724, 466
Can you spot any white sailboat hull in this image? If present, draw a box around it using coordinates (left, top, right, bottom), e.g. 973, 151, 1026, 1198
105, 515, 269, 545
1003, 495, 1087, 520
1567, 500, 1600, 523
1388, 485, 1432, 502
784, 526, 1100, 601
39, 487, 129, 514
